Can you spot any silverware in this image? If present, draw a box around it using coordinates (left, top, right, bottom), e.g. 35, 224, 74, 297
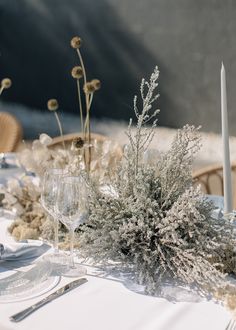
226, 319, 236, 330
10, 277, 88, 322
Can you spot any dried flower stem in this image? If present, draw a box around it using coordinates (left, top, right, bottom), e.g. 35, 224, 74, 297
76, 79, 84, 133
76, 48, 90, 136
76, 49, 91, 138
73, 43, 100, 173
84, 93, 94, 137
76, 49, 87, 85
54, 112, 65, 150
0, 86, 4, 96
76, 48, 91, 169
85, 93, 94, 172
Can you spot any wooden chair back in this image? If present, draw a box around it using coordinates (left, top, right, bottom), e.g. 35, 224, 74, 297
0, 112, 22, 152
193, 163, 236, 208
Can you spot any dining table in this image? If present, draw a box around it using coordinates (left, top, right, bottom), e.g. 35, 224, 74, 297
0, 154, 233, 330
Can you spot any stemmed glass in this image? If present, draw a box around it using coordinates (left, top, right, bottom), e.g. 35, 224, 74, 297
41, 168, 68, 265
56, 175, 87, 277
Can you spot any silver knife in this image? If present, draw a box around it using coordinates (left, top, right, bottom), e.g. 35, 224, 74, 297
10, 277, 88, 322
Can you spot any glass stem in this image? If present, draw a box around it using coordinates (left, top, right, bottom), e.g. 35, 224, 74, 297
53, 218, 59, 254
69, 228, 75, 269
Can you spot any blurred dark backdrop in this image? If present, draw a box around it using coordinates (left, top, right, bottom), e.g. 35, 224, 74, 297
0, 0, 236, 134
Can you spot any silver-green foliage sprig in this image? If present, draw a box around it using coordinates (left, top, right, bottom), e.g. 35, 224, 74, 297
126, 66, 160, 177
157, 124, 202, 208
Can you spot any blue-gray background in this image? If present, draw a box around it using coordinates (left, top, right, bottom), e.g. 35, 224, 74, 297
0, 0, 235, 138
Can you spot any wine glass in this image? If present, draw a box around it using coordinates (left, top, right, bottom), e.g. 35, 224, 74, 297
56, 175, 87, 277
41, 168, 68, 266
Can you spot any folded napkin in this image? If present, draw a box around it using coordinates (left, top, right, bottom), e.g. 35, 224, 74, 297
0, 240, 50, 261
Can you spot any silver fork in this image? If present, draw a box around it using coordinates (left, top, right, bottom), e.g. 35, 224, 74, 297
226, 319, 236, 330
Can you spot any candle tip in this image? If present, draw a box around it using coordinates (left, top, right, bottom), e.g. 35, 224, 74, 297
221, 62, 225, 69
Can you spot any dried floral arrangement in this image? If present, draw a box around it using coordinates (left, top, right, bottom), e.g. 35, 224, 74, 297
17, 35, 121, 178
18, 133, 120, 179
0, 36, 120, 245
1, 175, 79, 248
76, 67, 236, 313
2, 176, 45, 240
46, 36, 101, 171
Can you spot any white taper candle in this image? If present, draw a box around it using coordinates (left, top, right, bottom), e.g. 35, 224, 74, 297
221, 62, 233, 214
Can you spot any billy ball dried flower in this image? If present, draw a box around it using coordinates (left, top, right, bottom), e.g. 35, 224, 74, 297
70, 36, 82, 49
91, 79, 101, 91
1, 78, 12, 89
47, 99, 59, 111
72, 137, 84, 149
71, 66, 83, 79
83, 82, 96, 94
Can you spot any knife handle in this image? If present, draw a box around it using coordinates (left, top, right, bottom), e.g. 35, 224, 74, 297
10, 277, 88, 322
10, 297, 51, 322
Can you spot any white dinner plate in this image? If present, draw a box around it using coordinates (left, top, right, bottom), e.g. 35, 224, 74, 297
0, 260, 60, 303
0, 275, 60, 303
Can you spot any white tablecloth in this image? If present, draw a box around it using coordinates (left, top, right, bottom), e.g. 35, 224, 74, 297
0, 159, 232, 329
0, 211, 232, 330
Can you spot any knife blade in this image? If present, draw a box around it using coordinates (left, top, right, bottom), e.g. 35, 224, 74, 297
10, 277, 88, 322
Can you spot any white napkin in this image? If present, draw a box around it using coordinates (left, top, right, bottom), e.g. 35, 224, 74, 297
0, 240, 50, 261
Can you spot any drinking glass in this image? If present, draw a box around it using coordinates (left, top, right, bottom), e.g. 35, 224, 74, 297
56, 175, 87, 277
41, 168, 68, 265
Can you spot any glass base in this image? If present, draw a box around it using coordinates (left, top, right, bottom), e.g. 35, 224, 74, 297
42, 253, 70, 275
63, 264, 87, 278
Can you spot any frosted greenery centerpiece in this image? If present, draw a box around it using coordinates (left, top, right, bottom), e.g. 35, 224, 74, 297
77, 67, 236, 314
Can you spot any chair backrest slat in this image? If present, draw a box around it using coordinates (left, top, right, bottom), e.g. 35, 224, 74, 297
0, 112, 22, 152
